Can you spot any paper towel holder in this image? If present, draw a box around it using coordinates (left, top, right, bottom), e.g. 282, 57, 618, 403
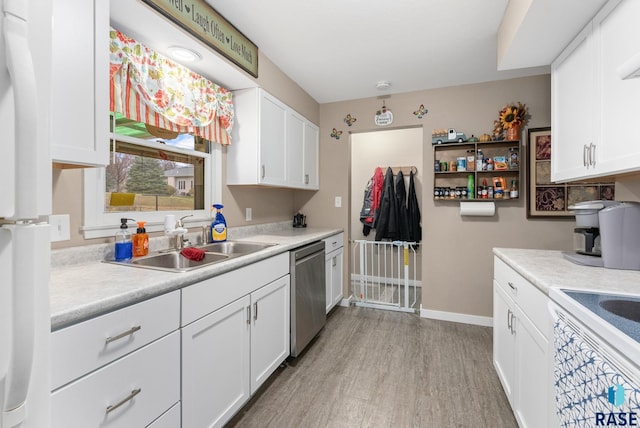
459, 201, 496, 217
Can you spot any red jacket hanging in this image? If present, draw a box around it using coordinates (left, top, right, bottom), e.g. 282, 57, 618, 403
359, 167, 384, 236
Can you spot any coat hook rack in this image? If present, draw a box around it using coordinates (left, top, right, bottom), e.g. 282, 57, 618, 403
389, 166, 418, 176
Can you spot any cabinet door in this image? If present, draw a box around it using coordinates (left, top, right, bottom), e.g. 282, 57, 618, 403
551, 23, 595, 182
259, 92, 287, 186
493, 281, 516, 407
594, 0, 640, 176
331, 248, 344, 308
286, 111, 305, 188
303, 122, 319, 189
325, 252, 333, 313
182, 296, 251, 428
50, 0, 109, 167
250, 275, 290, 394
513, 307, 549, 428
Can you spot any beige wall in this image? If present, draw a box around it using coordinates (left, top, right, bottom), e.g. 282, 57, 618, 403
299, 74, 580, 319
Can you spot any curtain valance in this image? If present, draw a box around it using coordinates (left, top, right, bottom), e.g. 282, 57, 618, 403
109, 28, 234, 145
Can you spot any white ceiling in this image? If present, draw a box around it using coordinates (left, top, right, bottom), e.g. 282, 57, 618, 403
111, 0, 551, 104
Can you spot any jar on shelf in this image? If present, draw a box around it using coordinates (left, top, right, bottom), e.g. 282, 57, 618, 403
509, 147, 519, 169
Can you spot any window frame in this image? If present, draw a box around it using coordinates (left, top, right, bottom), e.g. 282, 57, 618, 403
82, 132, 222, 239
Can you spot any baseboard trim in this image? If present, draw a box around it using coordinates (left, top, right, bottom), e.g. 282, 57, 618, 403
420, 307, 493, 327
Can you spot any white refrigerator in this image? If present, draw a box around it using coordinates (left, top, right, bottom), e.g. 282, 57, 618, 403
1, 0, 52, 427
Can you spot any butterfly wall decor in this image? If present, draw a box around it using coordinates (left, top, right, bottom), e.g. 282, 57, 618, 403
330, 128, 343, 140
413, 104, 428, 119
344, 114, 357, 127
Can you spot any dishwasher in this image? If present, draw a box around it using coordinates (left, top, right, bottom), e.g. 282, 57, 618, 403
290, 241, 326, 357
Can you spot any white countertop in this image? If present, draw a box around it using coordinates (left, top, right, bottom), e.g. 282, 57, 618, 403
493, 248, 640, 296
51, 225, 342, 330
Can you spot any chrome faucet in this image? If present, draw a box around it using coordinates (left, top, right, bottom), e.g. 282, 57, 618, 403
164, 214, 194, 251
176, 214, 193, 229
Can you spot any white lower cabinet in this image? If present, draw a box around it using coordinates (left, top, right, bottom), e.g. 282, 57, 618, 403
181, 254, 291, 428
51, 291, 181, 428
51, 331, 180, 428
493, 257, 551, 428
324, 233, 344, 313
182, 295, 251, 428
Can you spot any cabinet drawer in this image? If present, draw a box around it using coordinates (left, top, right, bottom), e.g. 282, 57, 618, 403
323, 232, 344, 252
51, 331, 180, 428
52, 291, 180, 390
182, 252, 289, 326
494, 258, 549, 337
148, 402, 180, 428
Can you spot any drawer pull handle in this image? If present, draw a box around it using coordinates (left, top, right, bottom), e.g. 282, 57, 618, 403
507, 281, 516, 291
254, 302, 258, 321
105, 326, 141, 344
106, 388, 141, 414
247, 306, 251, 324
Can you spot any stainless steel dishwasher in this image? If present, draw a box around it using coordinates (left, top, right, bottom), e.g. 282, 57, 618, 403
290, 241, 326, 357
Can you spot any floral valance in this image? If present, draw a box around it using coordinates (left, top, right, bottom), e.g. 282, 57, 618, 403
109, 28, 234, 145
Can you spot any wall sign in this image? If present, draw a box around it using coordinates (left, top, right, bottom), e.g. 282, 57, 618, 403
374, 101, 393, 126
142, 0, 259, 77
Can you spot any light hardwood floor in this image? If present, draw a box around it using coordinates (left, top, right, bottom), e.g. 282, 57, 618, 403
228, 306, 518, 428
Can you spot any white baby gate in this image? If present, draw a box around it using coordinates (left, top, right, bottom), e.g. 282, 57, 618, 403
351, 240, 419, 313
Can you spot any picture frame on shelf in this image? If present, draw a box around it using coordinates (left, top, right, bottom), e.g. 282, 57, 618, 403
526, 127, 615, 218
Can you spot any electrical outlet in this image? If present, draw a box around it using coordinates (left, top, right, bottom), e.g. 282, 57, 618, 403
49, 214, 70, 242
246, 207, 252, 221
335, 196, 342, 208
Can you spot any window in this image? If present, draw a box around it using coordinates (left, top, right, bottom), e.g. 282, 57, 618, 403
82, 113, 221, 239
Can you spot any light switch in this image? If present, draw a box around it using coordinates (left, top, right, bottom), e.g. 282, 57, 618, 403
335, 196, 342, 208
246, 207, 252, 221
49, 214, 70, 242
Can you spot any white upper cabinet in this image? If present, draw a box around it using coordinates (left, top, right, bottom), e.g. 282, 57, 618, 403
552, 0, 640, 182
50, 0, 109, 167
594, 0, 640, 174
286, 111, 306, 188
227, 88, 319, 189
551, 24, 596, 182
303, 121, 319, 190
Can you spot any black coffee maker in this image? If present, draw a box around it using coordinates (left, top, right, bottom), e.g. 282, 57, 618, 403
293, 212, 307, 228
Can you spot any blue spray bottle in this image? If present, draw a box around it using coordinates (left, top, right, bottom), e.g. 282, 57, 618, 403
211, 204, 227, 242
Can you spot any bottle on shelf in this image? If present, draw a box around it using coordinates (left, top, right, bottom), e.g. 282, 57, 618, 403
510, 180, 519, 198
481, 178, 488, 199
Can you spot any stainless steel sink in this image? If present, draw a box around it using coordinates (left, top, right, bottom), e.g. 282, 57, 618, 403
599, 299, 640, 323
109, 240, 275, 272
198, 241, 275, 255
111, 251, 229, 272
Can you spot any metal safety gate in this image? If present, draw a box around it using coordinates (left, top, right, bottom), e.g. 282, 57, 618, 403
351, 240, 419, 313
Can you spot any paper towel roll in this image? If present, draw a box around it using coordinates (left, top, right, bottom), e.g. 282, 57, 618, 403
460, 201, 495, 216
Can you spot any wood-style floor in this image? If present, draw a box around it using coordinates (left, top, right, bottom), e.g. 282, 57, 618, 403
228, 306, 518, 428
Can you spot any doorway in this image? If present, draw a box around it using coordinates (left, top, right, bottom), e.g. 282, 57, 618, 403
349, 126, 424, 312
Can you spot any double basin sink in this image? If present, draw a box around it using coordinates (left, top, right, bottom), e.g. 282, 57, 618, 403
111, 241, 275, 272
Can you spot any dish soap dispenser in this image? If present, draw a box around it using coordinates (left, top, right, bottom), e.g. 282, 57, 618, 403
133, 221, 149, 257
211, 204, 227, 242
115, 218, 134, 261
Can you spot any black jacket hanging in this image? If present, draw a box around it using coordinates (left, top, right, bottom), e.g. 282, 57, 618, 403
374, 167, 398, 241
407, 171, 422, 243
395, 171, 410, 242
